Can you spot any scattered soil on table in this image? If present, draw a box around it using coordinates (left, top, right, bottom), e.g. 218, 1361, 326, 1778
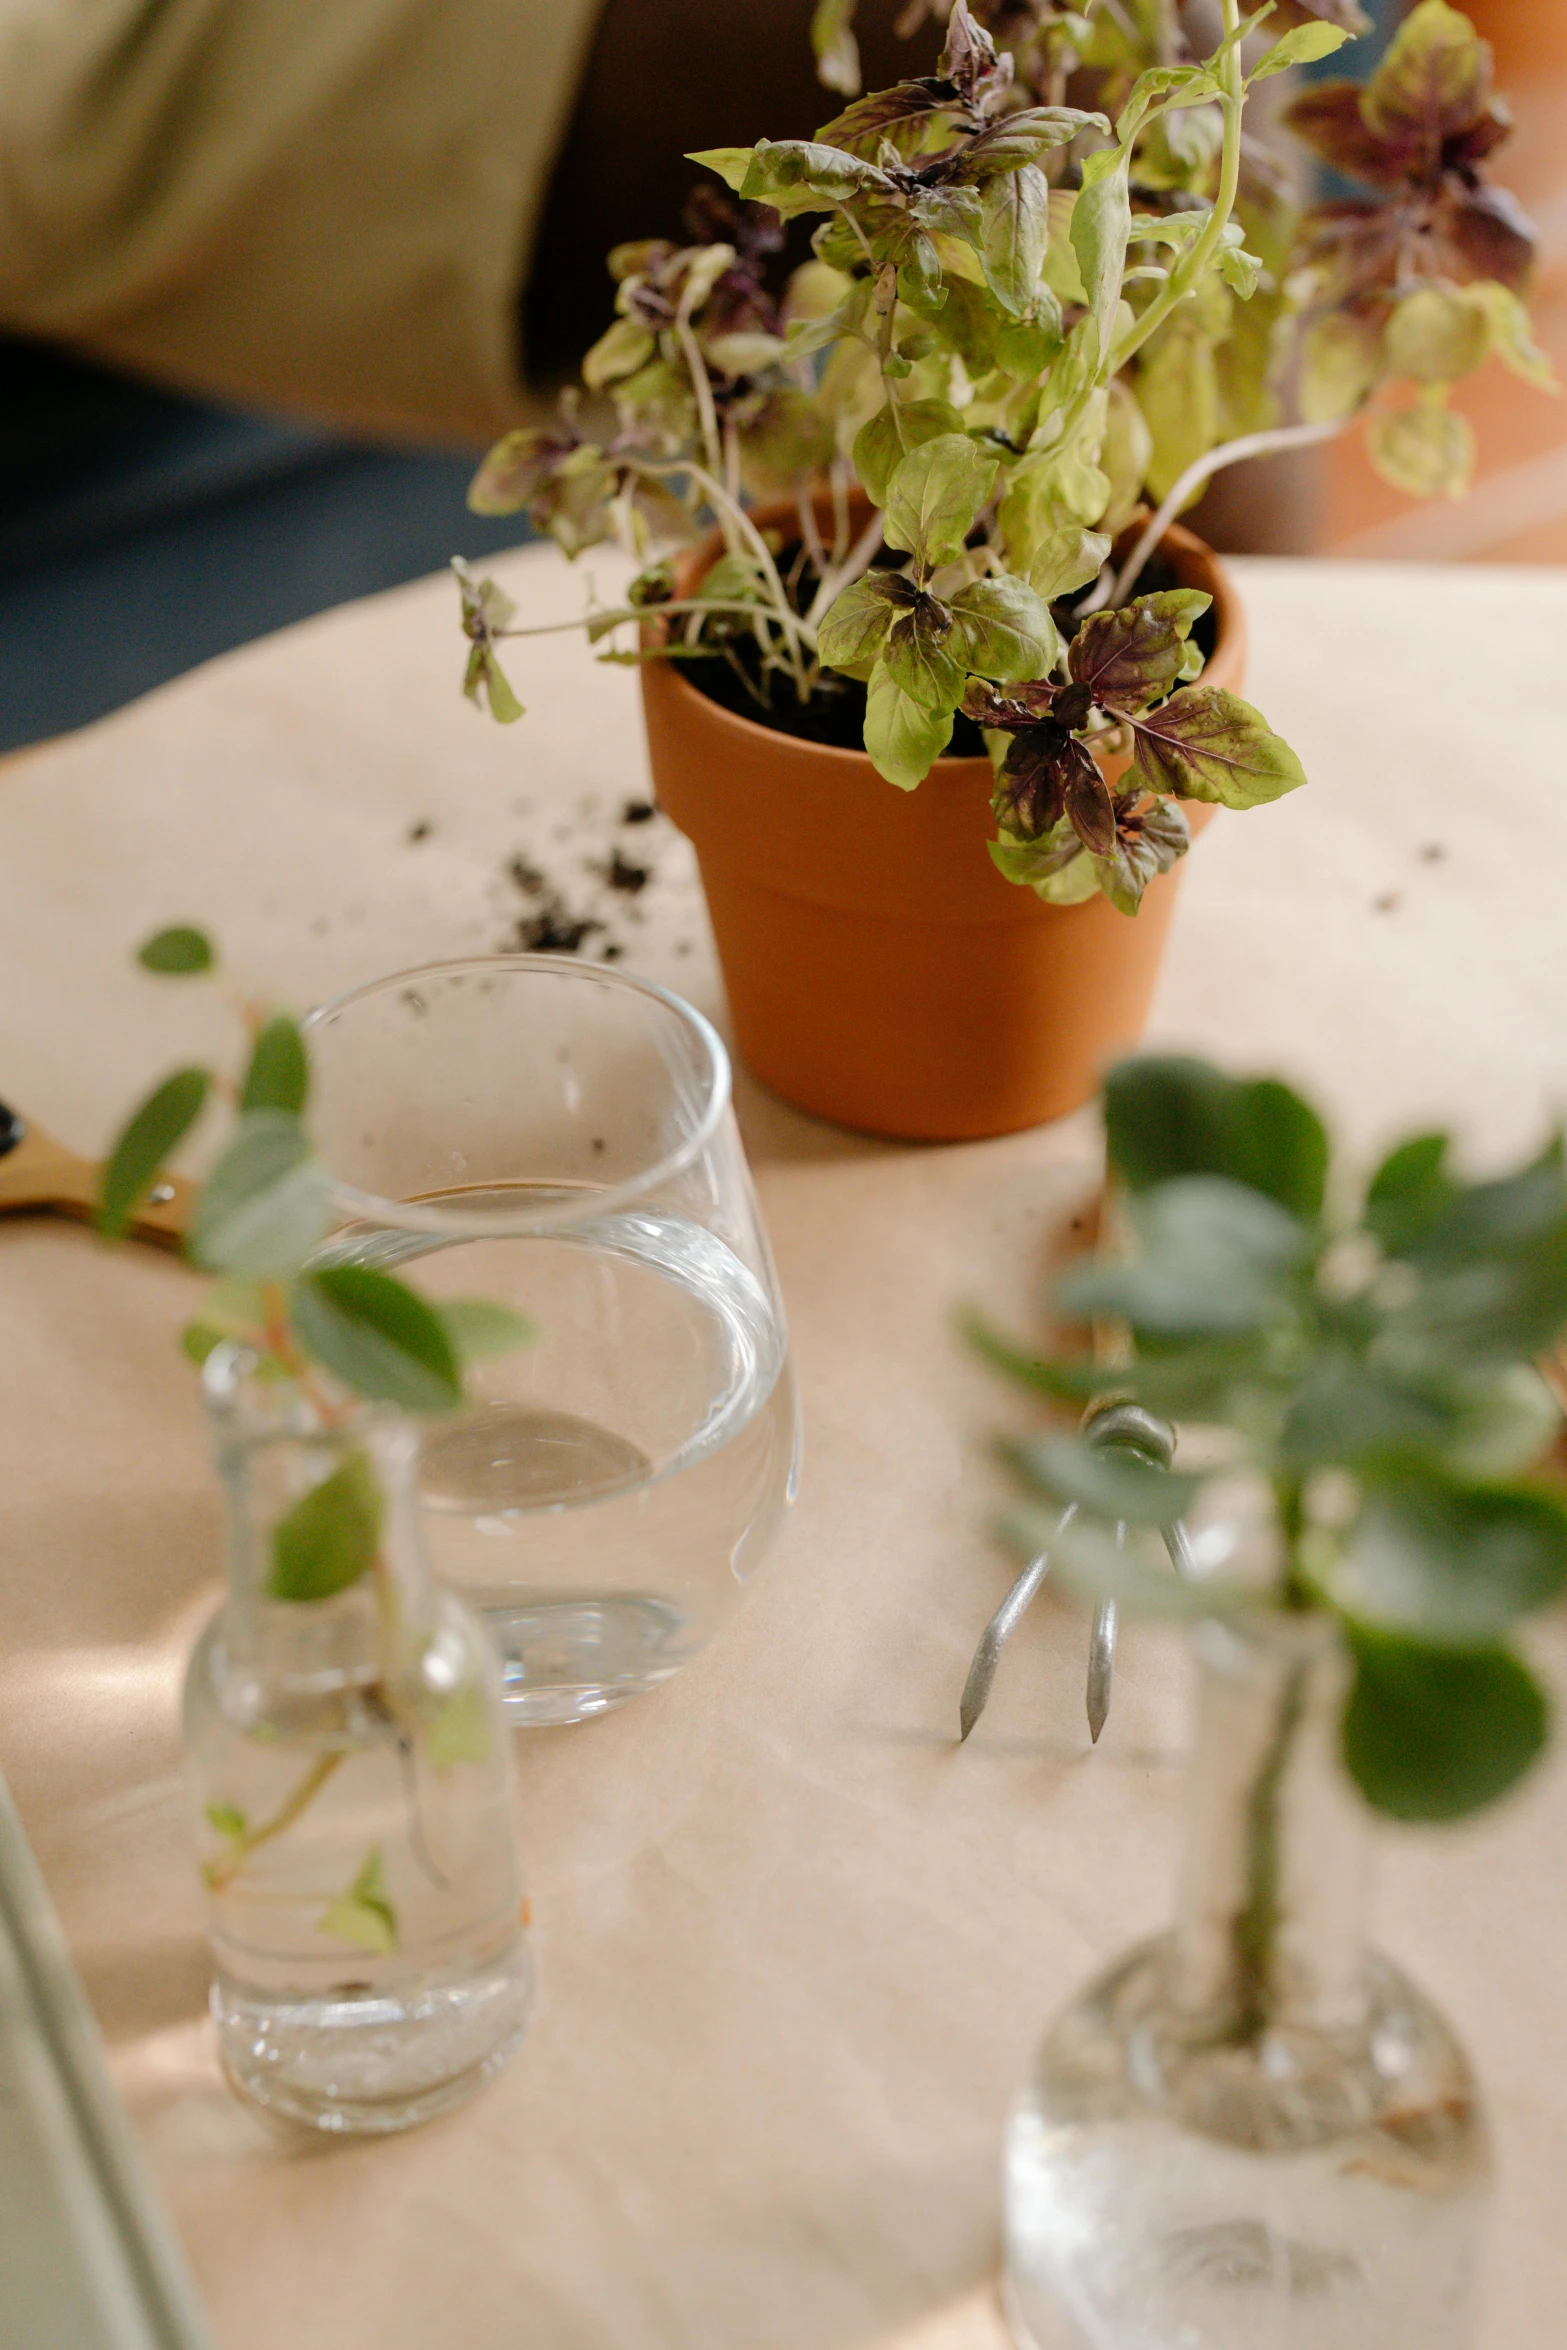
496, 799, 688, 964
678, 545, 1217, 754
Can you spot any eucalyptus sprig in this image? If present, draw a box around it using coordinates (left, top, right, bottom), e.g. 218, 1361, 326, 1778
100, 926, 536, 1594
978, 1054, 1567, 1825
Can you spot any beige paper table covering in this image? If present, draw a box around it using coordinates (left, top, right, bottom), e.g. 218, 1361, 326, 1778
1, 546, 1565, 2350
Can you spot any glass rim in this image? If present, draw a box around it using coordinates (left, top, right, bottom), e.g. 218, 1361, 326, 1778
300, 954, 732, 1239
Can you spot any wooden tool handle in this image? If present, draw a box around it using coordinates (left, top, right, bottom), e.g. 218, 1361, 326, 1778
0, 1120, 193, 1250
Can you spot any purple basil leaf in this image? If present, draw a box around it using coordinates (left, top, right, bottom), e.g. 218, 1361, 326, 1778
993, 725, 1074, 839
1282, 83, 1410, 186
1442, 183, 1539, 296
965, 677, 1057, 731
1093, 799, 1191, 918
1125, 687, 1307, 809
815, 80, 959, 158
1068, 592, 1213, 716
1065, 755, 1118, 857
1362, 1, 1493, 165
883, 596, 966, 714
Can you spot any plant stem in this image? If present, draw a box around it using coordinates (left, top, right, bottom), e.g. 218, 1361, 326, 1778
1108, 0, 1246, 381
1227, 1657, 1306, 2046
205, 1750, 345, 1892
1105, 418, 1348, 607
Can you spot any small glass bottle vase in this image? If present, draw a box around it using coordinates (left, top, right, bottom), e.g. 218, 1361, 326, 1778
184, 1344, 534, 2133
1005, 1617, 1490, 2350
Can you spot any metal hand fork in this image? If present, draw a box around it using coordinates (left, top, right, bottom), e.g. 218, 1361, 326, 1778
960, 1401, 1194, 1746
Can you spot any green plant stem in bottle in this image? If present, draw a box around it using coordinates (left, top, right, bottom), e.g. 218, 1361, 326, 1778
1006, 1615, 1489, 2350
186, 1344, 532, 2134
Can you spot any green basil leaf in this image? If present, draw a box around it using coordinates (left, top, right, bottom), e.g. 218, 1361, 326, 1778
816, 572, 903, 677
1300, 310, 1386, 426
863, 657, 954, 789
980, 163, 1051, 317
1249, 21, 1355, 81
137, 926, 214, 976
291, 1267, 465, 1412
1342, 1629, 1549, 1821
190, 1111, 330, 1278
1024, 525, 1111, 602
269, 1448, 384, 1603
98, 1067, 210, 1239
1386, 287, 1491, 386
852, 399, 964, 507
1070, 144, 1131, 363
240, 1015, 309, 1116
1366, 400, 1475, 501
947, 576, 1059, 684
882, 433, 999, 570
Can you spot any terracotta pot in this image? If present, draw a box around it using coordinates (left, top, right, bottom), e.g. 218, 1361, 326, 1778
641, 507, 1246, 1141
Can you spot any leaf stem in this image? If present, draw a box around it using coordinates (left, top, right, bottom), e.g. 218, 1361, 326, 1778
1107, 0, 1247, 381
1108, 418, 1347, 606
1227, 1656, 1306, 2045
204, 1749, 345, 1891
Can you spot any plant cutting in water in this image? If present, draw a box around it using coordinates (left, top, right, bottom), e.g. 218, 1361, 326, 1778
99, 926, 536, 1952
980, 1052, 1567, 2007
455, 0, 1549, 916
978, 1053, 1567, 2344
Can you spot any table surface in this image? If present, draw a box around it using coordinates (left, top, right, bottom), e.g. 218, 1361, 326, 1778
2, 545, 1565, 2350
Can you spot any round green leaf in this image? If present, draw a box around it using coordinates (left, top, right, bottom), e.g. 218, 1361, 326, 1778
1334, 1475, 1567, 1643
137, 926, 214, 976
291, 1267, 464, 1411
269, 1449, 384, 1602
190, 1112, 330, 1278
1342, 1629, 1549, 1822
97, 1067, 210, 1238
240, 1015, 309, 1116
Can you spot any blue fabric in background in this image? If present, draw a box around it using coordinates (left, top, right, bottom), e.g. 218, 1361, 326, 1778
0, 341, 528, 753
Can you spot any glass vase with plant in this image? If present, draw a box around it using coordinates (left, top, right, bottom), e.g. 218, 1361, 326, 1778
976, 1052, 1567, 2347
98, 927, 538, 2132
456, 0, 1548, 922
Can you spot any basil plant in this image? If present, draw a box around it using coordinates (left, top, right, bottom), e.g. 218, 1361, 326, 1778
981, 1054, 1567, 1824
456, 1, 1547, 918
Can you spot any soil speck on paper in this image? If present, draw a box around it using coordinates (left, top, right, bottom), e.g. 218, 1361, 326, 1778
496, 802, 685, 965
406, 819, 434, 844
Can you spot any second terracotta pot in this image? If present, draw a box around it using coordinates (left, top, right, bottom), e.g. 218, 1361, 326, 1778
642, 512, 1245, 1142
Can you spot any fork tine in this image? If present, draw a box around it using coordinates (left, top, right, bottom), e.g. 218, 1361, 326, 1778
958, 1505, 1076, 1740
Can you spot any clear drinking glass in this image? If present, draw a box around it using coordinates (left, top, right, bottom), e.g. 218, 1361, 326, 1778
1004, 1616, 1490, 2350
186, 1347, 534, 2133
302, 956, 800, 1726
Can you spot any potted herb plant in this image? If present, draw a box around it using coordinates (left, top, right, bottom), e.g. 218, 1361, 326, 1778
98, 928, 538, 2132
457, 2, 1548, 1140
978, 1051, 1567, 2347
